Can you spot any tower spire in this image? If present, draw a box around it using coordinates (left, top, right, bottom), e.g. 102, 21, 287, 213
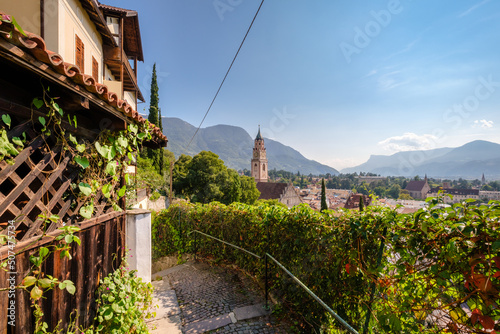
255, 125, 263, 140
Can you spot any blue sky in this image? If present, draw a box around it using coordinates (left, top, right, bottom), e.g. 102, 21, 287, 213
104, 0, 500, 170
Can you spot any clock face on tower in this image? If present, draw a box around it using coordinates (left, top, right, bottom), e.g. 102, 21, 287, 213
254, 152, 258, 158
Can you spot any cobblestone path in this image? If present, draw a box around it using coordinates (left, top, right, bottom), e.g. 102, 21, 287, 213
164, 260, 291, 333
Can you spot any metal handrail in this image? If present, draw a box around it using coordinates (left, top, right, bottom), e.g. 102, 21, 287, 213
190, 230, 262, 259
266, 253, 359, 334
190, 229, 360, 334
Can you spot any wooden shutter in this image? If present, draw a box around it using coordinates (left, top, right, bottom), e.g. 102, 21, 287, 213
75, 34, 84, 72
92, 56, 98, 81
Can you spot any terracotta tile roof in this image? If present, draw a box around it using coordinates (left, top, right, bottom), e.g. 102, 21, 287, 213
0, 12, 166, 145
98, 3, 136, 14
256, 182, 288, 200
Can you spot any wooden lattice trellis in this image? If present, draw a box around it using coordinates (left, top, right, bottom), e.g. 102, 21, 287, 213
0, 114, 117, 243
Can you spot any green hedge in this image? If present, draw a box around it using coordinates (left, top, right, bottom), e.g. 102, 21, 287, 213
152, 199, 500, 333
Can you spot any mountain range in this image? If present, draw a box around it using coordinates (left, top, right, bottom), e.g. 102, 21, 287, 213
161, 117, 339, 175
160, 117, 500, 179
341, 140, 500, 179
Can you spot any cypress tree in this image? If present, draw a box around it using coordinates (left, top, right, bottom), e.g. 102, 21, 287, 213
359, 195, 365, 212
321, 178, 328, 212
147, 63, 161, 173
158, 107, 164, 176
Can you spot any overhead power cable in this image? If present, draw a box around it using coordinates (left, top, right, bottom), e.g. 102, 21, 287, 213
182, 0, 265, 155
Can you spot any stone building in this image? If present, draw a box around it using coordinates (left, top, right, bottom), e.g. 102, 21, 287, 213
256, 182, 302, 208
427, 188, 479, 204
405, 176, 431, 200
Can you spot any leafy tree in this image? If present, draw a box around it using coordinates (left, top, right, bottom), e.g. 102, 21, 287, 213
398, 189, 413, 200
220, 168, 242, 204
240, 175, 260, 205
172, 154, 192, 198
373, 186, 386, 198
320, 178, 328, 212
387, 184, 401, 199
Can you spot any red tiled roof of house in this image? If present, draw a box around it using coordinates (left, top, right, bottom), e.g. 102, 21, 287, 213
344, 194, 372, 209
0, 12, 166, 145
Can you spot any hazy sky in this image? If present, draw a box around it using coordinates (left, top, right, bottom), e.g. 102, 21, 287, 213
104, 0, 500, 170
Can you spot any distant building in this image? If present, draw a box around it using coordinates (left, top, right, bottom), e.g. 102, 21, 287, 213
344, 194, 372, 210
479, 191, 500, 201
482, 173, 486, 185
256, 182, 302, 208
427, 187, 479, 204
251, 126, 268, 182
405, 176, 430, 200
356, 176, 387, 184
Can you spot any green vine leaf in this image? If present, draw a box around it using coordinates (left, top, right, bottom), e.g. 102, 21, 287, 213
127, 152, 136, 163
0, 130, 19, 156
74, 156, 89, 169
102, 184, 112, 198
10, 16, 27, 37
33, 98, 44, 109
1, 114, 11, 128
38, 116, 46, 127
128, 123, 138, 134
11, 137, 22, 147
105, 161, 117, 176
69, 134, 78, 145
76, 144, 85, 153
22, 276, 37, 287
38, 278, 53, 289
117, 185, 126, 198
80, 203, 94, 219
52, 101, 63, 116
39, 247, 49, 259
31, 285, 43, 300
78, 182, 92, 196
117, 136, 128, 148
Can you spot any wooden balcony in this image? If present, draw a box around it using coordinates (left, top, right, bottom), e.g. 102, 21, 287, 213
103, 45, 144, 102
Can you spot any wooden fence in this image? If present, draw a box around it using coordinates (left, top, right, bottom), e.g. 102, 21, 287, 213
0, 212, 125, 333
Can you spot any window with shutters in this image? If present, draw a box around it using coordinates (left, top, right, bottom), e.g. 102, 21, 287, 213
75, 34, 84, 72
92, 56, 98, 81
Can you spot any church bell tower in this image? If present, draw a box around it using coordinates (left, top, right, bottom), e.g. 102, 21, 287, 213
251, 126, 268, 183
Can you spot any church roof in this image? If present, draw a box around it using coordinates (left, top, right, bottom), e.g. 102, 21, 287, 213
405, 180, 428, 192
256, 182, 288, 200
255, 127, 263, 140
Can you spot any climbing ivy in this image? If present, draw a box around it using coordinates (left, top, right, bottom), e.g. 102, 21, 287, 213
31, 85, 153, 219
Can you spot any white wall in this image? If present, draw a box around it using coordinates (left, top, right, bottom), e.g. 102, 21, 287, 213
126, 210, 152, 283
